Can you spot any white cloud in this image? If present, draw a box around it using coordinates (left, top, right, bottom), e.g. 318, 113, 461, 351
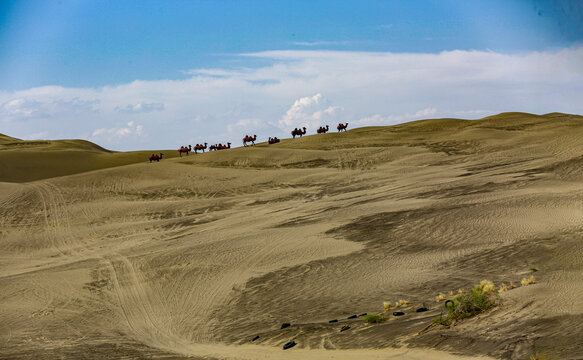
90, 121, 144, 143
291, 41, 350, 47
1, 46, 582, 150
280, 93, 322, 126
278, 94, 343, 130
115, 102, 165, 113
25, 131, 49, 140
356, 108, 438, 126
226, 118, 264, 134
0, 98, 46, 119
54, 97, 100, 112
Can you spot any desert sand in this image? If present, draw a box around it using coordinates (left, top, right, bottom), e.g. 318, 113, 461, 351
1, 112, 582, 359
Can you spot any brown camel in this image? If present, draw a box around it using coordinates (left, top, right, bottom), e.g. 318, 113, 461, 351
209, 144, 217, 151
178, 145, 191, 157
243, 134, 257, 147
194, 142, 207, 153
337, 123, 348, 132
214, 143, 226, 150
268, 137, 280, 144
149, 153, 163, 162
317, 125, 329, 134
291, 127, 307, 138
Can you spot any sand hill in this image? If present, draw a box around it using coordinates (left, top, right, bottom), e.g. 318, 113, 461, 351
1, 112, 582, 359
0, 135, 178, 182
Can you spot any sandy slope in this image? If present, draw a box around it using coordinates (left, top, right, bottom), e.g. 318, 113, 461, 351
1, 112, 582, 359
0, 134, 178, 182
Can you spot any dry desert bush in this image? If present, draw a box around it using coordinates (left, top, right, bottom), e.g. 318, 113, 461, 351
433, 280, 498, 326
521, 275, 536, 287
394, 299, 410, 308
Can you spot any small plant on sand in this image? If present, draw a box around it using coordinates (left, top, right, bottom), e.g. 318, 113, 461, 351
521, 275, 536, 287
528, 351, 549, 360
475, 280, 496, 294
436, 293, 447, 302
498, 282, 517, 293
394, 299, 410, 308
363, 313, 386, 324
529, 267, 539, 273
383, 301, 391, 312
529, 351, 548, 360
432, 280, 498, 326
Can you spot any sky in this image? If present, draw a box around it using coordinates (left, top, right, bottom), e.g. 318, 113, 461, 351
1, 0, 582, 151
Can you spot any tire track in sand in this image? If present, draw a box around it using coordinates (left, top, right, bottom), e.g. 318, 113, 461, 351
105, 253, 185, 350
28, 182, 76, 257
101, 253, 486, 360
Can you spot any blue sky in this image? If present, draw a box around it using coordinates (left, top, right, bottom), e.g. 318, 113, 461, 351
1, 0, 582, 150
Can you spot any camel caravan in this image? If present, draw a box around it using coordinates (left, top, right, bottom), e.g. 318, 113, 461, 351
151, 123, 350, 162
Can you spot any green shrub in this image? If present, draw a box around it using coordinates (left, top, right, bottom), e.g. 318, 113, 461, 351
433, 282, 498, 326
363, 313, 386, 324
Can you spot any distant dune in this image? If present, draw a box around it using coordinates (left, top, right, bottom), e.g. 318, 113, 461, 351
0, 135, 179, 182
1, 112, 582, 360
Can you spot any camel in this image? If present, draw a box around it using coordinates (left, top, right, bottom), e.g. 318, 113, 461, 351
268, 137, 280, 144
215, 142, 230, 150
291, 127, 307, 138
243, 134, 257, 147
194, 142, 207, 153
148, 153, 163, 162
209, 144, 217, 151
178, 145, 191, 157
337, 123, 348, 132
317, 125, 329, 134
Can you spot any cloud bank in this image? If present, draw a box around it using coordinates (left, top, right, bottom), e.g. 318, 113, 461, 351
1, 47, 582, 150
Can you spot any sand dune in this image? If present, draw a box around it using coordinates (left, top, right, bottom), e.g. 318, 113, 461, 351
0, 134, 179, 182
1, 112, 582, 359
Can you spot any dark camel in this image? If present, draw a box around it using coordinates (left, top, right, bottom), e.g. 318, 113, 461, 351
291, 127, 307, 138
337, 123, 348, 132
194, 143, 207, 153
243, 135, 257, 147
149, 153, 163, 162
317, 125, 329, 134
178, 145, 191, 157
268, 137, 280, 144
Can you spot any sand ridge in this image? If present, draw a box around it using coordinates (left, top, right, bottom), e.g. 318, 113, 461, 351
1, 112, 582, 359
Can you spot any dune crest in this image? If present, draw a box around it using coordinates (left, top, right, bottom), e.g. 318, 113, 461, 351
1, 112, 582, 359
